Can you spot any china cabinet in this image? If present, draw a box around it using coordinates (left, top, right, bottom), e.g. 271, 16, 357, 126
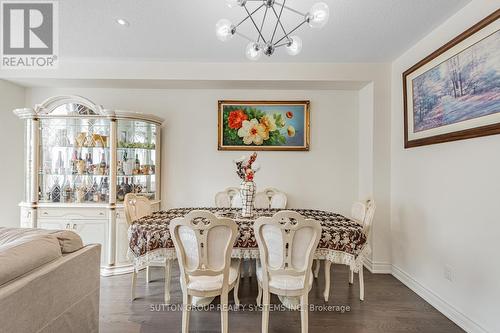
15, 95, 164, 276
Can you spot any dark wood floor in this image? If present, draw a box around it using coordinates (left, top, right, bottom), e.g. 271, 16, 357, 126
100, 263, 463, 333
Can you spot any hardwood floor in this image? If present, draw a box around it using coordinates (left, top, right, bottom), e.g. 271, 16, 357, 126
100, 263, 463, 333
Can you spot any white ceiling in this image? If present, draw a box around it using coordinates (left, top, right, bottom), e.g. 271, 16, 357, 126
59, 0, 470, 63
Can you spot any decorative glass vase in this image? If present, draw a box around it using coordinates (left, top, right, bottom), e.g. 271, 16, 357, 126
240, 181, 256, 217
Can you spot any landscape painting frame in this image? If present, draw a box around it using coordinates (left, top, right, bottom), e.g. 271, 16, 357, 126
403, 10, 500, 148
218, 100, 310, 151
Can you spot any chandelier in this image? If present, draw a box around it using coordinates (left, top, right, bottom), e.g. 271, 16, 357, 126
216, 0, 329, 60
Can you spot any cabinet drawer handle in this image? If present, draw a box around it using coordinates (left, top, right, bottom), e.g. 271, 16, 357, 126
66, 223, 70, 229
99, 212, 104, 216
27, 212, 31, 218
72, 224, 77, 229
43, 212, 48, 215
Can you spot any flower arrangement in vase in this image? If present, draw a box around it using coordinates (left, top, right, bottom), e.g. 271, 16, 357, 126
235, 152, 260, 217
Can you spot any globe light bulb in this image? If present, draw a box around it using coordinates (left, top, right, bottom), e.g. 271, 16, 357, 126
226, 0, 246, 8
285, 36, 302, 56
307, 2, 329, 28
215, 19, 234, 42
245, 42, 262, 61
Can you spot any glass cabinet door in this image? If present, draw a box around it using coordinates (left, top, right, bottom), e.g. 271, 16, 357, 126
39, 116, 111, 204
116, 120, 157, 203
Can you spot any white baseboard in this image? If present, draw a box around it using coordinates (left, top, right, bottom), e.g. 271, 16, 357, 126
391, 264, 489, 333
363, 257, 392, 274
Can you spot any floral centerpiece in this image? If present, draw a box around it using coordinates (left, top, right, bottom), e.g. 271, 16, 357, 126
234, 152, 260, 217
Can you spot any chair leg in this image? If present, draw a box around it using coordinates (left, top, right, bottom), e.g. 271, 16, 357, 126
248, 258, 254, 277
131, 270, 137, 301
323, 261, 332, 302
359, 266, 364, 301
182, 293, 191, 333
300, 294, 309, 333
262, 290, 270, 333
234, 260, 241, 306
313, 259, 320, 278
164, 260, 172, 304
241, 259, 246, 279
256, 283, 262, 306
146, 266, 151, 283
221, 291, 229, 333
349, 268, 354, 285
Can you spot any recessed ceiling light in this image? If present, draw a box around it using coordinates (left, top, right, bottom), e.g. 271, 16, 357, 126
115, 18, 130, 27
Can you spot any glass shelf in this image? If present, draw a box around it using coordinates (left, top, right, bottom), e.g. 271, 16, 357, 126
116, 120, 157, 202
41, 146, 110, 150
39, 117, 111, 204
40, 173, 110, 177
30, 109, 160, 205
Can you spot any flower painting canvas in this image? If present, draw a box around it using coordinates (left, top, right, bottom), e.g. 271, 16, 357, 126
218, 101, 310, 151
404, 11, 500, 148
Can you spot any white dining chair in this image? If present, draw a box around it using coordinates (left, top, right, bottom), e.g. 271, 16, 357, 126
125, 194, 172, 303
215, 191, 231, 208
270, 192, 287, 209
254, 211, 321, 333
169, 210, 241, 333
215, 187, 243, 208
253, 188, 288, 209
254, 192, 270, 209
322, 199, 376, 302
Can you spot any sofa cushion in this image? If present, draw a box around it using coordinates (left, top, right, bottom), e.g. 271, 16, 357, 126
0, 227, 83, 254
0, 234, 62, 286
46, 230, 84, 253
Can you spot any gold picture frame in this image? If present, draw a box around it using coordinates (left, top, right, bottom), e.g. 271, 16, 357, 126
218, 100, 310, 151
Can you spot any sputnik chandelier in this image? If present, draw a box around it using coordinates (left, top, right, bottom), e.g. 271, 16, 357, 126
215, 0, 329, 60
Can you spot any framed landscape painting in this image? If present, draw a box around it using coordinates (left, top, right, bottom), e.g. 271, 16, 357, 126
403, 10, 500, 148
218, 100, 310, 151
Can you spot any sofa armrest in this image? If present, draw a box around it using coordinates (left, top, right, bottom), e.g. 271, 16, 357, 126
0, 244, 101, 333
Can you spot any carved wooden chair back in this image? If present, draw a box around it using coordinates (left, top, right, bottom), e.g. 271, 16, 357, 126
254, 211, 321, 292
362, 200, 376, 236
215, 191, 231, 208
169, 210, 238, 292
124, 193, 152, 226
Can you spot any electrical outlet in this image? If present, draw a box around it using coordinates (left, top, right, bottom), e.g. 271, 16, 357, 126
444, 265, 453, 282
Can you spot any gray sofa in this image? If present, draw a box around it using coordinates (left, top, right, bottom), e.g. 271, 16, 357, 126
0, 227, 101, 333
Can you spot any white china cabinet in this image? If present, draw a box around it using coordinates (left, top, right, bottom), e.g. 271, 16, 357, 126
14, 95, 164, 276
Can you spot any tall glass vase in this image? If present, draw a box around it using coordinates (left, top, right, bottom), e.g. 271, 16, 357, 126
240, 181, 256, 217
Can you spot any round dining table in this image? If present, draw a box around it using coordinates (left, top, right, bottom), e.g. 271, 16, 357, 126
128, 207, 369, 308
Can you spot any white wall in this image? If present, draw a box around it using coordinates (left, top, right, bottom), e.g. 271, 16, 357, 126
26, 87, 360, 215
390, 2, 500, 332
0, 80, 25, 227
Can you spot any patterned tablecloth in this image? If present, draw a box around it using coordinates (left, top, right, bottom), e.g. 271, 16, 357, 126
128, 208, 369, 272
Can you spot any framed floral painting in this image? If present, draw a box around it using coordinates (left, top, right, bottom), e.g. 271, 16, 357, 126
218, 100, 310, 151
403, 10, 500, 148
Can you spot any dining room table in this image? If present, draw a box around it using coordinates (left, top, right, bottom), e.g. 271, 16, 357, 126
127, 207, 370, 308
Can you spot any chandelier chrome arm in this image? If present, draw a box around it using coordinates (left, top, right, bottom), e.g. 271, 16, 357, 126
244, 4, 267, 43
271, 5, 291, 44
216, 1, 329, 60
270, 0, 286, 43
234, 3, 265, 29
274, 2, 307, 17
257, 6, 269, 43
235, 31, 256, 43
274, 19, 307, 46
